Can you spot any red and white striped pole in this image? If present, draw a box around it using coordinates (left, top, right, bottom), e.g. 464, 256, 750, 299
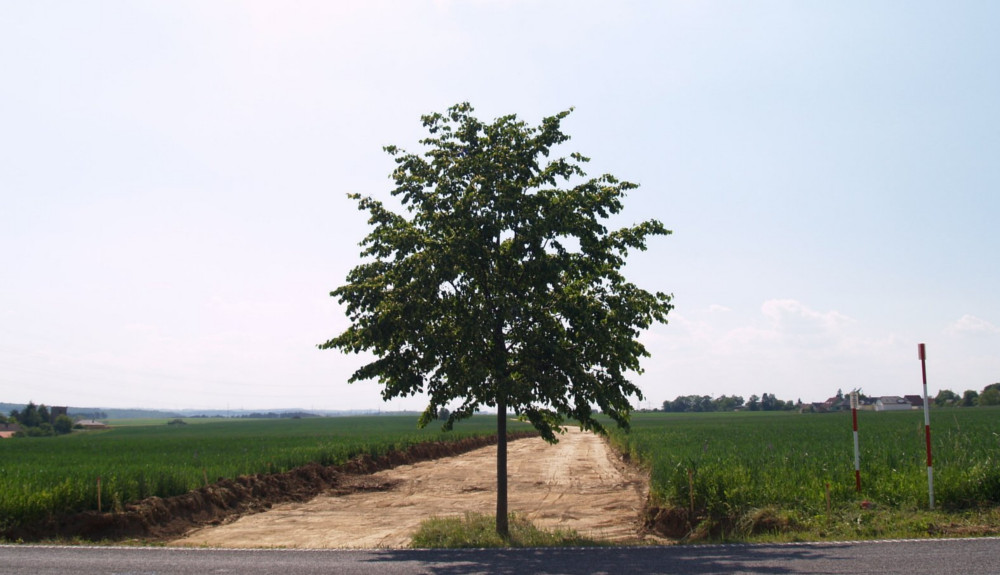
851, 391, 861, 492
919, 343, 934, 509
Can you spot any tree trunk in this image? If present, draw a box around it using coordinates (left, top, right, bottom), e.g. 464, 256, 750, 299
497, 398, 510, 539
496, 395, 509, 537
490, 308, 511, 539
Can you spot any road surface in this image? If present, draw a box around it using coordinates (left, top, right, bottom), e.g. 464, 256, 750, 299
3, 538, 998, 574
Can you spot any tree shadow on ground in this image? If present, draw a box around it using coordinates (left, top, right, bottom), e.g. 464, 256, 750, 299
362, 543, 858, 575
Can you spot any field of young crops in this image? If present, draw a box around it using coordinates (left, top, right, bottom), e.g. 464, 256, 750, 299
608, 408, 1000, 518
0, 415, 512, 530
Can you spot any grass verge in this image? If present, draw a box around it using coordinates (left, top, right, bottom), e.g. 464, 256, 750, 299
410, 513, 610, 548
645, 502, 1000, 544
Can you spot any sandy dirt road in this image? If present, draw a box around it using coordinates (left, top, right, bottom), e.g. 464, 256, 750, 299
170, 427, 647, 549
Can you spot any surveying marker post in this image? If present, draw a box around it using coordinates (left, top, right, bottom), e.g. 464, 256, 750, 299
919, 343, 934, 510
851, 391, 861, 492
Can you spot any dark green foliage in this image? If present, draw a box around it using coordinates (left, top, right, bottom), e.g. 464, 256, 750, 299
961, 389, 979, 407
980, 384, 1000, 406
935, 389, 959, 407
662, 394, 796, 413
20, 424, 55, 437
7, 402, 70, 436
11, 402, 41, 427
53, 415, 74, 435
323, 102, 670, 440
924, 384, 1000, 408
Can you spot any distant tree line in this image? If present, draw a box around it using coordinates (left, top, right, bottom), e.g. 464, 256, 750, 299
934, 383, 1000, 408
235, 411, 321, 419
661, 393, 798, 413
70, 410, 108, 420
5, 402, 74, 437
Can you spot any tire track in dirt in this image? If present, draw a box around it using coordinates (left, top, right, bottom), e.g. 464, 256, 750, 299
170, 427, 648, 549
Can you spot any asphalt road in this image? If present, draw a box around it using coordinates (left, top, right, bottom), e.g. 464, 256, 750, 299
2, 538, 998, 574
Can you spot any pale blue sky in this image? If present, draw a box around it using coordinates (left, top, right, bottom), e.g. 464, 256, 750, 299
2, 1, 997, 411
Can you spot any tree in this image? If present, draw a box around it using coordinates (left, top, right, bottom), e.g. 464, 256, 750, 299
961, 389, 979, 407
38, 404, 50, 425
663, 396, 691, 413
716, 395, 744, 411
934, 389, 959, 407
980, 385, 1000, 406
321, 103, 672, 537
693, 396, 715, 413
53, 414, 74, 435
760, 393, 776, 411
14, 402, 43, 427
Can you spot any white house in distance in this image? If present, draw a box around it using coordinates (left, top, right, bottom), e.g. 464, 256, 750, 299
875, 396, 913, 411
76, 419, 110, 429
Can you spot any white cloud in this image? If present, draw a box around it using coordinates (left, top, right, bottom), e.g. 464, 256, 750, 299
638, 298, 909, 404
760, 299, 855, 338
945, 314, 1000, 337
707, 304, 731, 313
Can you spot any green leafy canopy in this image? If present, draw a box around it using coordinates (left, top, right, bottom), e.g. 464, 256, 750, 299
320, 103, 672, 441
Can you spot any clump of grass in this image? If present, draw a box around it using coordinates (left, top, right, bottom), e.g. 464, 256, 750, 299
410, 513, 607, 548
711, 504, 1000, 544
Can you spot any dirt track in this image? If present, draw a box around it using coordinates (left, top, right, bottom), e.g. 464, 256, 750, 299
171, 427, 647, 549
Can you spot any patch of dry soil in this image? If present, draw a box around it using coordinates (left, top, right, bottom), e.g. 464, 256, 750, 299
171, 427, 647, 549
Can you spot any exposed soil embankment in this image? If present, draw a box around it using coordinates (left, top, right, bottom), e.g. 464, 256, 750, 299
3, 432, 535, 543
171, 427, 651, 549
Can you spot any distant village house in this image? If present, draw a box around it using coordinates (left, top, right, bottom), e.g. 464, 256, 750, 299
76, 420, 110, 430
875, 396, 913, 411
802, 393, 924, 414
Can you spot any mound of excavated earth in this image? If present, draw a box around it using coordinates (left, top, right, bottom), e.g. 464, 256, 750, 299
171, 427, 648, 548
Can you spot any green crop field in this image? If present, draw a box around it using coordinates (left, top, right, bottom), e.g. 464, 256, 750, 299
0, 415, 517, 531
4, 408, 998, 543
608, 408, 1000, 537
